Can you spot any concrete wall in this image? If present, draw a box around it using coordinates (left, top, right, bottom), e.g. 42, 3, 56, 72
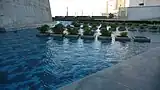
118, 5, 160, 20
0, 0, 52, 28
127, 6, 160, 20
129, 0, 143, 7
129, 0, 160, 7
145, 0, 160, 6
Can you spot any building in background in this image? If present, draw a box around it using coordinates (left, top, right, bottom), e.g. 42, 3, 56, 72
129, 0, 160, 7
116, 0, 126, 9
102, 0, 127, 16
101, 0, 117, 16
129, 0, 144, 7
145, 0, 160, 6
118, 0, 160, 20
102, 0, 160, 19
101, 1, 109, 16
0, 0, 52, 29
106, 1, 109, 14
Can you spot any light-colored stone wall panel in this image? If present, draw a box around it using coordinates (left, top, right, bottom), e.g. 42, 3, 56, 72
0, 0, 52, 28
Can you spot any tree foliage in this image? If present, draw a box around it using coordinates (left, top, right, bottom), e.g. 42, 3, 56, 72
52, 23, 64, 34
120, 32, 128, 37
108, 13, 114, 19
101, 29, 112, 36
37, 24, 50, 33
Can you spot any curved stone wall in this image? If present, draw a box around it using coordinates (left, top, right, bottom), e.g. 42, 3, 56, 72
0, 0, 52, 28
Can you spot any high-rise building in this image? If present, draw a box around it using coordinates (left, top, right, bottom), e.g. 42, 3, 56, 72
106, 1, 109, 14
105, 0, 127, 14
106, 0, 117, 14
116, 0, 126, 9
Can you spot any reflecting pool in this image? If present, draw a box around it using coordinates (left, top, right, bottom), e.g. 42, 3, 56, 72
0, 29, 159, 89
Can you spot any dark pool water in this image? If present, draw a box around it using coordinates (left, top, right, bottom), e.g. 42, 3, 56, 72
0, 29, 156, 89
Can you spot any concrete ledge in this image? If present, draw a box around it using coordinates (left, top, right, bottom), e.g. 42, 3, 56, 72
36, 34, 112, 41
36, 34, 95, 40
80, 36, 95, 40
148, 30, 159, 33
128, 29, 137, 31
0, 27, 6, 33
51, 34, 63, 37
98, 36, 112, 40
36, 33, 50, 37
138, 29, 146, 32
65, 35, 79, 39
59, 47, 160, 90
36, 34, 63, 37
133, 36, 151, 43
115, 37, 131, 42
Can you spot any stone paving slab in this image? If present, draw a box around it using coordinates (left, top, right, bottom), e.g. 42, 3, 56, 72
59, 47, 160, 90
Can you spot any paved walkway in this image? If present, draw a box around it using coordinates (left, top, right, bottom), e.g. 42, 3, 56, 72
59, 47, 160, 90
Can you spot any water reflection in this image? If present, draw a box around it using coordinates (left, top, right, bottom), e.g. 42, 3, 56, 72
77, 38, 84, 48
93, 40, 101, 50
63, 38, 69, 49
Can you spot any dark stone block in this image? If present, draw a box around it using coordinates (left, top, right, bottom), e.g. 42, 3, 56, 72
128, 28, 137, 31
115, 37, 131, 42
51, 34, 63, 37
149, 29, 159, 33
98, 36, 112, 41
65, 35, 79, 39
36, 34, 50, 37
0, 27, 6, 33
81, 36, 95, 40
138, 29, 146, 32
133, 36, 151, 43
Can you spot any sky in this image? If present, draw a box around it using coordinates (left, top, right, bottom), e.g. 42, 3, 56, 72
49, 0, 107, 16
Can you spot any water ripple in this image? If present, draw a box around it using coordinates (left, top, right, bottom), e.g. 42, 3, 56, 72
0, 29, 159, 89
